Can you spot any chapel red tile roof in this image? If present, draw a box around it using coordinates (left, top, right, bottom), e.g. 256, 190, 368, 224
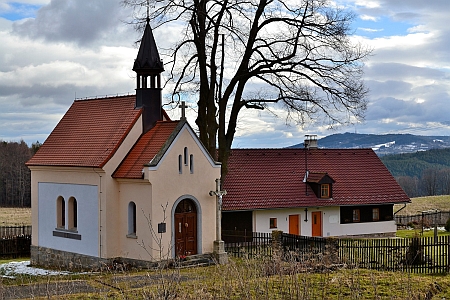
222, 148, 410, 211
27, 95, 142, 168
113, 121, 181, 179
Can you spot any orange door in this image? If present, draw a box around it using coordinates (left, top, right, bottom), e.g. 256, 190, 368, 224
288, 215, 299, 235
311, 211, 322, 237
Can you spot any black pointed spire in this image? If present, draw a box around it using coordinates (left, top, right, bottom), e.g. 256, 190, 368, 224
133, 19, 164, 73
133, 18, 164, 133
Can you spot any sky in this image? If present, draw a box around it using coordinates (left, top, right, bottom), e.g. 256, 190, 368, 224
1, 0, 450, 148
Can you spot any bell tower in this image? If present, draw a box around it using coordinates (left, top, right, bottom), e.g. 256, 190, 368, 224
133, 17, 164, 132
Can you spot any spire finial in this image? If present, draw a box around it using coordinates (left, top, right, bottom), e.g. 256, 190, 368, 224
146, 0, 150, 23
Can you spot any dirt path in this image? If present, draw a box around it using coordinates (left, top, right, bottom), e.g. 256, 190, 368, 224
1, 273, 192, 299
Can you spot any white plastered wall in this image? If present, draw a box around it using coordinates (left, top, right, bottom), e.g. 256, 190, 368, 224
96, 115, 143, 259
253, 206, 396, 237
28, 167, 102, 255
29, 115, 144, 260
140, 124, 221, 260
38, 182, 98, 256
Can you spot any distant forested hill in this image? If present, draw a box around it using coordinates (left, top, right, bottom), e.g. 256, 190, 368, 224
290, 132, 450, 156
380, 148, 450, 197
381, 148, 450, 178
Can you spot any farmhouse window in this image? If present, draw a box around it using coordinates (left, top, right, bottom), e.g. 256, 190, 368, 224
372, 208, 380, 221
321, 184, 330, 198
352, 209, 360, 222
270, 218, 277, 229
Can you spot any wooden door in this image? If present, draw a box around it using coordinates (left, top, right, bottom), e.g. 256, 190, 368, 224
288, 215, 299, 235
184, 212, 197, 255
175, 214, 185, 255
311, 211, 322, 237
174, 199, 197, 256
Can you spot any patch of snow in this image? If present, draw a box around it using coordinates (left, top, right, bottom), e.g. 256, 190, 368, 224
372, 141, 395, 151
0, 261, 71, 277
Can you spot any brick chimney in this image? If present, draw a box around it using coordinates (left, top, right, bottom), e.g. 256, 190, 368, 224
304, 134, 318, 149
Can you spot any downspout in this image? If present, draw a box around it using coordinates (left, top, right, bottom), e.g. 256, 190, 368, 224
93, 168, 103, 259
394, 203, 407, 215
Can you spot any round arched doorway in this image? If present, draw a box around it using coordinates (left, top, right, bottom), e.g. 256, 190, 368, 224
174, 199, 197, 256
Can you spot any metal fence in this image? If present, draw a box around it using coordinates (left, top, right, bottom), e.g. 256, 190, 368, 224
224, 231, 450, 274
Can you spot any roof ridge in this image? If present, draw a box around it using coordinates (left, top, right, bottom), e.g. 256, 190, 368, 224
74, 94, 136, 102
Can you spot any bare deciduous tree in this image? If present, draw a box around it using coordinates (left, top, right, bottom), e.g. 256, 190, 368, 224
0, 141, 32, 207
123, 0, 370, 177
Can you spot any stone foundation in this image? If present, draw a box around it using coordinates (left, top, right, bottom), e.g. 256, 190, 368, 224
30, 246, 187, 271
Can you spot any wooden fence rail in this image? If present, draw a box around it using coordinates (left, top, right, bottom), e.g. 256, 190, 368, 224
223, 231, 273, 258
224, 231, 450, 274
0, 225, 32, 238
337, 236, 449, 273
0, 235, 31, 258
395, 211, 450, 227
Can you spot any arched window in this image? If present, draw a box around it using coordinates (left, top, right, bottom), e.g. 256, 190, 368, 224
190, 154, 194, 173
68, 197, 77, 230
184, 147, 188, 165
128, 202, 137, 236
178, 155, 183, 174
57, 196, 65, 229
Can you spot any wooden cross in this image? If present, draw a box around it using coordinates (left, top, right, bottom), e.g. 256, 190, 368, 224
179, 101, 188, 120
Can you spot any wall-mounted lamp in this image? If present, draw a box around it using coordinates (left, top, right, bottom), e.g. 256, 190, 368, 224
304, 208, 308, 222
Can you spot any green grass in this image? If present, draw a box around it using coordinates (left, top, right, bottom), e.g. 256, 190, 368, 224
397, 228, 450, 238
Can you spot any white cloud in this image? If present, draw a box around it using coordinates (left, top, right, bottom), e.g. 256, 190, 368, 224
360, 14, 378, 21
359, 27, 383, 32
2, 0, 450, 145
354, 0, 380, 9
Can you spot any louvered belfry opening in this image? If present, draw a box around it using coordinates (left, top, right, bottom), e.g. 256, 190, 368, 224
133, 18, 165, 133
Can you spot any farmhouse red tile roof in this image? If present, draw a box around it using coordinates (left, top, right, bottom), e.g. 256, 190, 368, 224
306, 172, 334, 183
113, 121, 181, 179
222, 148, 410, 211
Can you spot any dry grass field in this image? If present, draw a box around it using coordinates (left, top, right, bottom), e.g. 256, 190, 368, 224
0, 207, 31, 226
0, 258, 449, 299
394, 195, 450, 215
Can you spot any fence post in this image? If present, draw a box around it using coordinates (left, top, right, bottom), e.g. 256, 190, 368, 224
271, 230, 283, 259
447, 236, 450, 272
324, 237, 339, 266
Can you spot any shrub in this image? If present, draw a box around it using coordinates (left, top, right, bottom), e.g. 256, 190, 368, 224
445, 218, 450, 232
